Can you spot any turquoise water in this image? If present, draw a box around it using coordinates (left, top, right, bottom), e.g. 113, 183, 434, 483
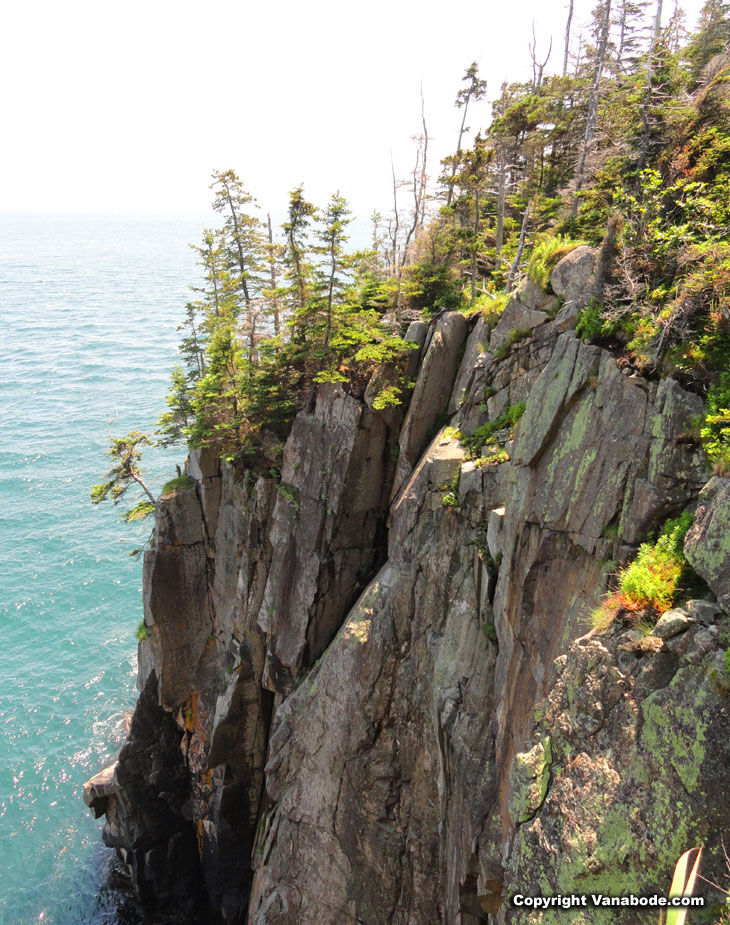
0, 215, 206, 923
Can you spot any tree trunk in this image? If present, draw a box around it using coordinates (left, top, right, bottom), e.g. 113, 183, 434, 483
495, 148, 507, 265
471, 187, 479, 305
571, 0, 612, 217
640, 0, 663, 167
324, 239, 336, 353
504, 201, 531, 293
267, 214, 280, 336
418, 87, 429, 231
563, 0, 575, 76
446, 97, 471, 207
132, 473, 157, 506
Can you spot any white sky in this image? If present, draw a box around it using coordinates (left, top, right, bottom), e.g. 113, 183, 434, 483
0, 0, 705, 220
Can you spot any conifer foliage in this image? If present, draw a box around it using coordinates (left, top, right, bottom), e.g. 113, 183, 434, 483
97, 0, 730, 496
158, 176, 414, 462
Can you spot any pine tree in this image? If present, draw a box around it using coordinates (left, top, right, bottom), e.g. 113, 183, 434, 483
210, 170, 266, 362
685, 0, 730, 74
282, 185, 317, 314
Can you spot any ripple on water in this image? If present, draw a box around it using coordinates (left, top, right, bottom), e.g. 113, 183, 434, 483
0, 213, 206, 923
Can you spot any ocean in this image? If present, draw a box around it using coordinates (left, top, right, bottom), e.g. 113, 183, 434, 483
0, 214, 207, 923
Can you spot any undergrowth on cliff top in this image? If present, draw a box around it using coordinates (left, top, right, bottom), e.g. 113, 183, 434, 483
93, 3, 730, 493
161, 5, 730, 464
527, 235, 585, 291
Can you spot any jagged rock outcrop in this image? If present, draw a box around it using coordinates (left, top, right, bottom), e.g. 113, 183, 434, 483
86, 255, 728, 923
504, 612, 730, 924
685, 476, 730, 612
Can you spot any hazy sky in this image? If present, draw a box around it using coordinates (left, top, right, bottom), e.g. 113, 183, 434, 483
0, 0, 705, 220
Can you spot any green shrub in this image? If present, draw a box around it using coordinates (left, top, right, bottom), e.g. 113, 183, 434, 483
161, 474, 193, 495
436, 474, 461, 508
461, 401, 526, 457
700, 370, 730, 474
136, 622, 149, 641
493, 327, 532, 361
481, 621, 498, 643
575, 298, 622, 341
527, 235, 585, 291
469, 290, 510, 325
277, 482, 301, 510
618, 513, 694, 612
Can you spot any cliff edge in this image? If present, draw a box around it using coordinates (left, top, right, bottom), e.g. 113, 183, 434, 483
85, 250, 730, 923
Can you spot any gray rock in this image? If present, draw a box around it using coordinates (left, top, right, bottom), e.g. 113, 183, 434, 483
487, 507, 505, 560
392, 311, 468, 496
489, 297, 548, 352
449, 316, 490, 413
518, 277, 560, 314
85, 275, 728, 924
685, 477, 730, 612
83, 761, 120, 816
653, 608, 694, 638
549, 245, 598, 302
553, 299, 582, 332
685, 599, 722, 625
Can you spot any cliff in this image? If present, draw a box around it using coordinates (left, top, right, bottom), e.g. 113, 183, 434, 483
84, 249, 730, 923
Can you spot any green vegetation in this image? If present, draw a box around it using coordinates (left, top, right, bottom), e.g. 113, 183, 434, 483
493, 328, 532, 361
527, 235, 584, 291
436, 474, 461, 508
96, 4, 730, 519
699, 370, 730, 474
277, 482, 301, 510
156, 173, 418, 464
90, 432, 158, 523
591, 513, 704, 632
460, 400, 526, 458
136, 622, 149, 641
481, 621, 498, 644
618, 513, 694, 612
161, 474, 193, 496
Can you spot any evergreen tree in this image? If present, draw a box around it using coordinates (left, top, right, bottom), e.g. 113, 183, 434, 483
90, 432, 157, 522
445, 62, 488, 206
685, 0, 730, 74
282, 185, 317, 314
210, 169, 265, 361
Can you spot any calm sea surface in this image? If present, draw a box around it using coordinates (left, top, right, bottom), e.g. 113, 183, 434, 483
0, 214, 208, 923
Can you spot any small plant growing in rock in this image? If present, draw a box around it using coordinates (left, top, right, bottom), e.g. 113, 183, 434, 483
136, 622, 149, 641
590, 513, 699, 632
618, 513, 694, 612
699, 371, 730, 475
161, 474, 193, 496
460, 401, 526, 458
481, 621, 497, 643
493, 327, 531, 361
437, 475, 460, 508
277, 482, 300, 510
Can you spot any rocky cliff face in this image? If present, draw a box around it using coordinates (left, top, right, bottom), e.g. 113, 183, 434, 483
85, 250, 730, 923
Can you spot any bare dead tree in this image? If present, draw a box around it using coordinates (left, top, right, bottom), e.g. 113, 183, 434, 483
563, 0, 575, 76
530, 24, 554, 91
389, 154, 400, 274
390, 134, 427, 327
494, 146, 508, 265
572, 0, 613, 217
504, 200, 532, 293
417, 84, 429, 231
640, 0, 664, 167
266, 214, 280, 336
